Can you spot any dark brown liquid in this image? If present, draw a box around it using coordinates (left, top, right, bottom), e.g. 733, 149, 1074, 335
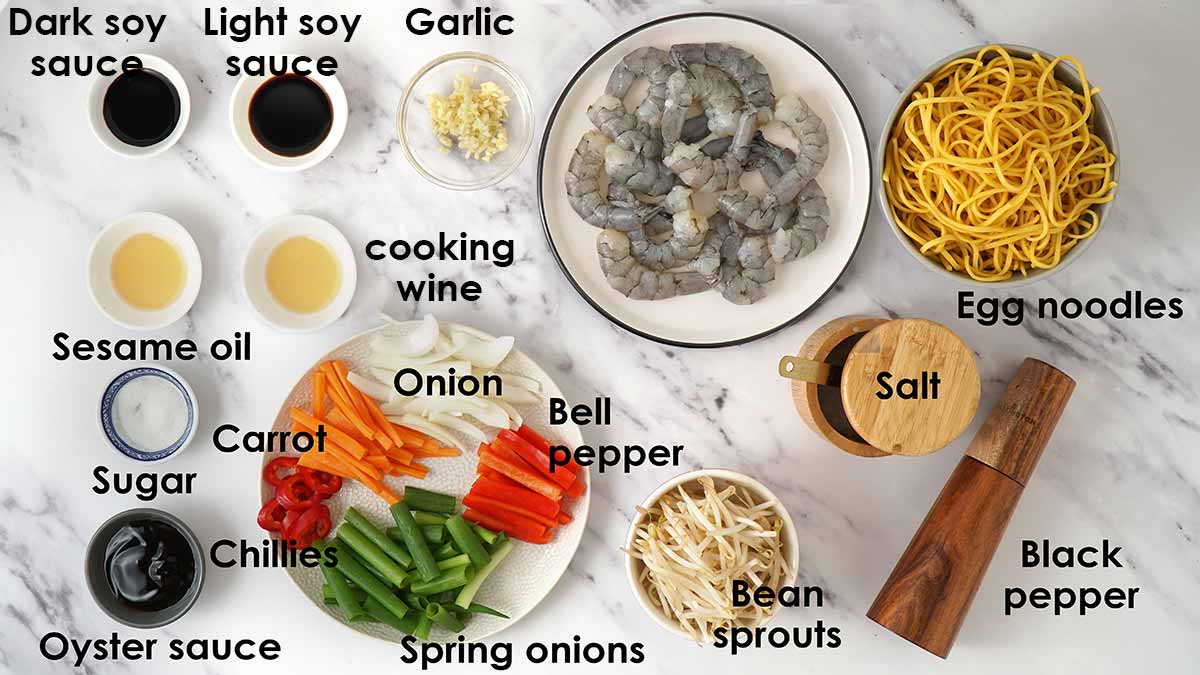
104, 519, 195, 612
249, 74, 332, 157
103, 69, 181, 147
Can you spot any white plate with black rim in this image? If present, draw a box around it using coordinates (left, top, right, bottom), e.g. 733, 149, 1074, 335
260, 321, 589, 643
538, 12, 871, 348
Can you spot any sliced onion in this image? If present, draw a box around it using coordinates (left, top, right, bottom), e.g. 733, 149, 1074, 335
427, 412, 488, 444
371, 336, 463, 370
386, 414, 465, 452
373, 314, 440, 359
347, 371, 394, 403
404, 396, 510, 429
454, 334, 515, 369
490, 399, 523, 429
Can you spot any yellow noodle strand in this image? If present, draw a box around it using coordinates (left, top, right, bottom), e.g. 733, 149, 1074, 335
883, 45, 1117, 281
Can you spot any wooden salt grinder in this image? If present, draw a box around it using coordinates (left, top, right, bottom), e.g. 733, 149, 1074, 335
781, 316, 981, 457
866, 358, 1076, 658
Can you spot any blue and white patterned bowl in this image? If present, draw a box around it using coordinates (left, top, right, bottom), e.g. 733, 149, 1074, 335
99, 365, 198, 462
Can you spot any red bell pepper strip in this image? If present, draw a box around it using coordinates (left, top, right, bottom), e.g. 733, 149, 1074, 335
478, 449, 563, 501
256, 499, 288, 532
557, 510, 572, 525
284, 503, 331, 549
276, 473, 321, 511
495, 430, 576, 490
263, 456, 305, 487
464, 492, 558, 530
469, 475, 560, 518
566, 478, 586, 499
478, 465, 523, 487
517, 424, 582, 475
463, 508, 549, 544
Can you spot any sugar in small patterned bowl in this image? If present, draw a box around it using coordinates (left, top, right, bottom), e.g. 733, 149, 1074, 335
99, 365, 198, 462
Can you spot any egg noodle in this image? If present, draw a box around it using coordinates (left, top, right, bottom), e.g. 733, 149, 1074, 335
883, 45, 1117, 281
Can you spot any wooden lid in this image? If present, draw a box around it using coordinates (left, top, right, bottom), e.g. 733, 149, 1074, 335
841, 319, 980, 456
789, 315, 890, 458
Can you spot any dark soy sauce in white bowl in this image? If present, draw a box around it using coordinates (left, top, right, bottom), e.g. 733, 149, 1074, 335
103, 68, 181, 148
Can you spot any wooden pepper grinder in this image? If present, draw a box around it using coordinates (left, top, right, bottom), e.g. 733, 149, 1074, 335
867, 358, 1075, 658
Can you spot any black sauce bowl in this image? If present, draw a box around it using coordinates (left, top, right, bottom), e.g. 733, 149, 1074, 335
84, 508, 205, 629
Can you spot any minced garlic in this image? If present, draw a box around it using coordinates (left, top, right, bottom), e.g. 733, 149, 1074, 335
427, 73, 511, 161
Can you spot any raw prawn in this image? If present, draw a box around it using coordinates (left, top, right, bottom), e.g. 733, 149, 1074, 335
662, 65, 747, 145
596, 229, 710, 301
565, 131, 658, 230
605, 46, 674, 128
768, 181, 829, 262
663, 110, 756, 192
670, 43, 774, 122
607, 184, 707, 270
754, 138, 830, 261
605, 142, 676, 196
716, 232, 776, 305
761, 93, 829, 207
587, 94, 663, 158
631, 186, 708, 270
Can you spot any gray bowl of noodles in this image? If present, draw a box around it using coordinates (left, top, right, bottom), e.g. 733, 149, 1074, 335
623, 469, 799, 642
879, 43, 1119, 287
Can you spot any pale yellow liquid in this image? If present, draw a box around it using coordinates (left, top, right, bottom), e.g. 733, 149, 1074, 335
111, 233, 186, 311
266, 236, 341, 314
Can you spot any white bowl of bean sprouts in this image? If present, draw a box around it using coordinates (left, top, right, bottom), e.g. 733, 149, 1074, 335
623, 469, 799, 642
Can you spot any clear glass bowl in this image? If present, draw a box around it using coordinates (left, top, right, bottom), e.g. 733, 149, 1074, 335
397, 52, 533, 191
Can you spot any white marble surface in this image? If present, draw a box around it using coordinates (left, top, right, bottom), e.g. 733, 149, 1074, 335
2, 1, 1198, 673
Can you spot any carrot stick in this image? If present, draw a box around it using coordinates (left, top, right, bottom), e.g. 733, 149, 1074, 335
391, 424, 429, 447
469, 476, 561, 518
378, 487, 401, 506
365, 397, 404, 449
312, 371, 327, 420
378, 444, 415, 466
325, 408, 371, 447
332, 361, 387, 446
464, 493, 558, 529
322, 441, 383, 480
463, 508, 548, 544
290, 407, 369, 460
389, 461, 429, 479
363, 455, 390, 470
409, 444, 460, 458
478, 451, 562, 500
320, 362, 376, 441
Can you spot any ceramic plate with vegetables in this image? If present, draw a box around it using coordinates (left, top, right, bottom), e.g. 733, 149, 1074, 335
258, 316, 589, 642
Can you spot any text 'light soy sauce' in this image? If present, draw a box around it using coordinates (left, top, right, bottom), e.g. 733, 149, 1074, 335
103, 69, 181, 147
249, 74, 333, 157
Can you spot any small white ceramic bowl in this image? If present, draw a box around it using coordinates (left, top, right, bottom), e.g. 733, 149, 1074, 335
229, 61, 348, 172
624, 468, 800, 641
87, 54, 190, 158
98, 364, 198, 463
87, 212, 202, 330
243, 214, 357, 332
